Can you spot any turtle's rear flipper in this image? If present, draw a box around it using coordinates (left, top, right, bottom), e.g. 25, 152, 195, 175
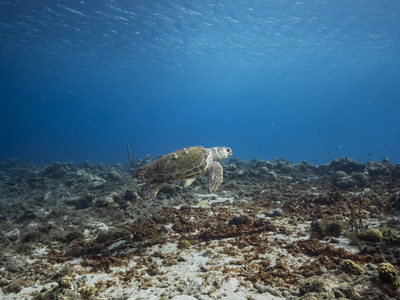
208, 161, 223, 193
142, 181, 163, 200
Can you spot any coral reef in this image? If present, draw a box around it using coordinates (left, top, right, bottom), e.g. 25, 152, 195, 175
107, 169, 121, 181
363, 228, 384, 242
78, 285, 96, 299
0, 278, 10, 286
378, 263, 399, 288
177, 239, 191, 250
58, 276, 74, 289
340, 259, 365, 276
1, 156, 400, 299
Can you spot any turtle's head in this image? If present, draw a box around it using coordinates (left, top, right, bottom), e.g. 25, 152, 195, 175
209, 147, 232, 162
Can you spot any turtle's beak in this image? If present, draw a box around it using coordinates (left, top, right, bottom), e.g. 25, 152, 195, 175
226, 147, 232, 158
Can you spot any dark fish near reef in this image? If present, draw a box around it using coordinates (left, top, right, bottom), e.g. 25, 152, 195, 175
6, 182, 16, 186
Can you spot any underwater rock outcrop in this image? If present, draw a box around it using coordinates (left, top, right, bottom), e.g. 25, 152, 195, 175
366, 158, 393, 177
391, 163, 400, 179
332, 172, 369, 189
330, 157, 366, 173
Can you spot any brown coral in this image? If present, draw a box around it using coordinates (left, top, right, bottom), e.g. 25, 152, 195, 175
363, 228, 383, 242
340, 259, 364, 276
378, 263, 399, 288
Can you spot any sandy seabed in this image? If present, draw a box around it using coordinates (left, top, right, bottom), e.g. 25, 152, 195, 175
0, 156, 400, 299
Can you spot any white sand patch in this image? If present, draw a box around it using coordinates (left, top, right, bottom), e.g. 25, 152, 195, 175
193, 193, 235, 207
33, 246, 50, 256
85, 221, 110, 232
107, 240, 126, 250
330, 236, 359, 253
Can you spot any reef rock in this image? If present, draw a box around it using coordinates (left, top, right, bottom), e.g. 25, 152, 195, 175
333, 172, 369, 189
366, 159, 392, 177
391, 163, 400, 179
266, 208, 284, 217
389, 192, 400, 211
330, 157, 365, 173
44, 161, 66, 178
5, 228, 20, 241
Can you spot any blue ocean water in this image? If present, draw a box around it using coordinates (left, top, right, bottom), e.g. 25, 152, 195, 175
1, 0, 399, 166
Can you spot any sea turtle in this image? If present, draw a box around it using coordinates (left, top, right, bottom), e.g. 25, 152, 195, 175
133, 146, 232, 200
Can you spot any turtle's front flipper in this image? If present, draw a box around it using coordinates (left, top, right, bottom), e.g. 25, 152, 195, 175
184, 178, 196, 188
208, 161, 223, 193
142, 181, 163, 200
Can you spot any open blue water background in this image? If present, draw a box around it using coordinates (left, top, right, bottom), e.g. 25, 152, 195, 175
1, 0, 400, 166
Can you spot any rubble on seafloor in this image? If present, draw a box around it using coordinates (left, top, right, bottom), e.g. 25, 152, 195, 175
0, 156, 400, 299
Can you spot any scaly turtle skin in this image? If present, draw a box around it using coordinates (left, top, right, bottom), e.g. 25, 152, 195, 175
133, 146, 232, 200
